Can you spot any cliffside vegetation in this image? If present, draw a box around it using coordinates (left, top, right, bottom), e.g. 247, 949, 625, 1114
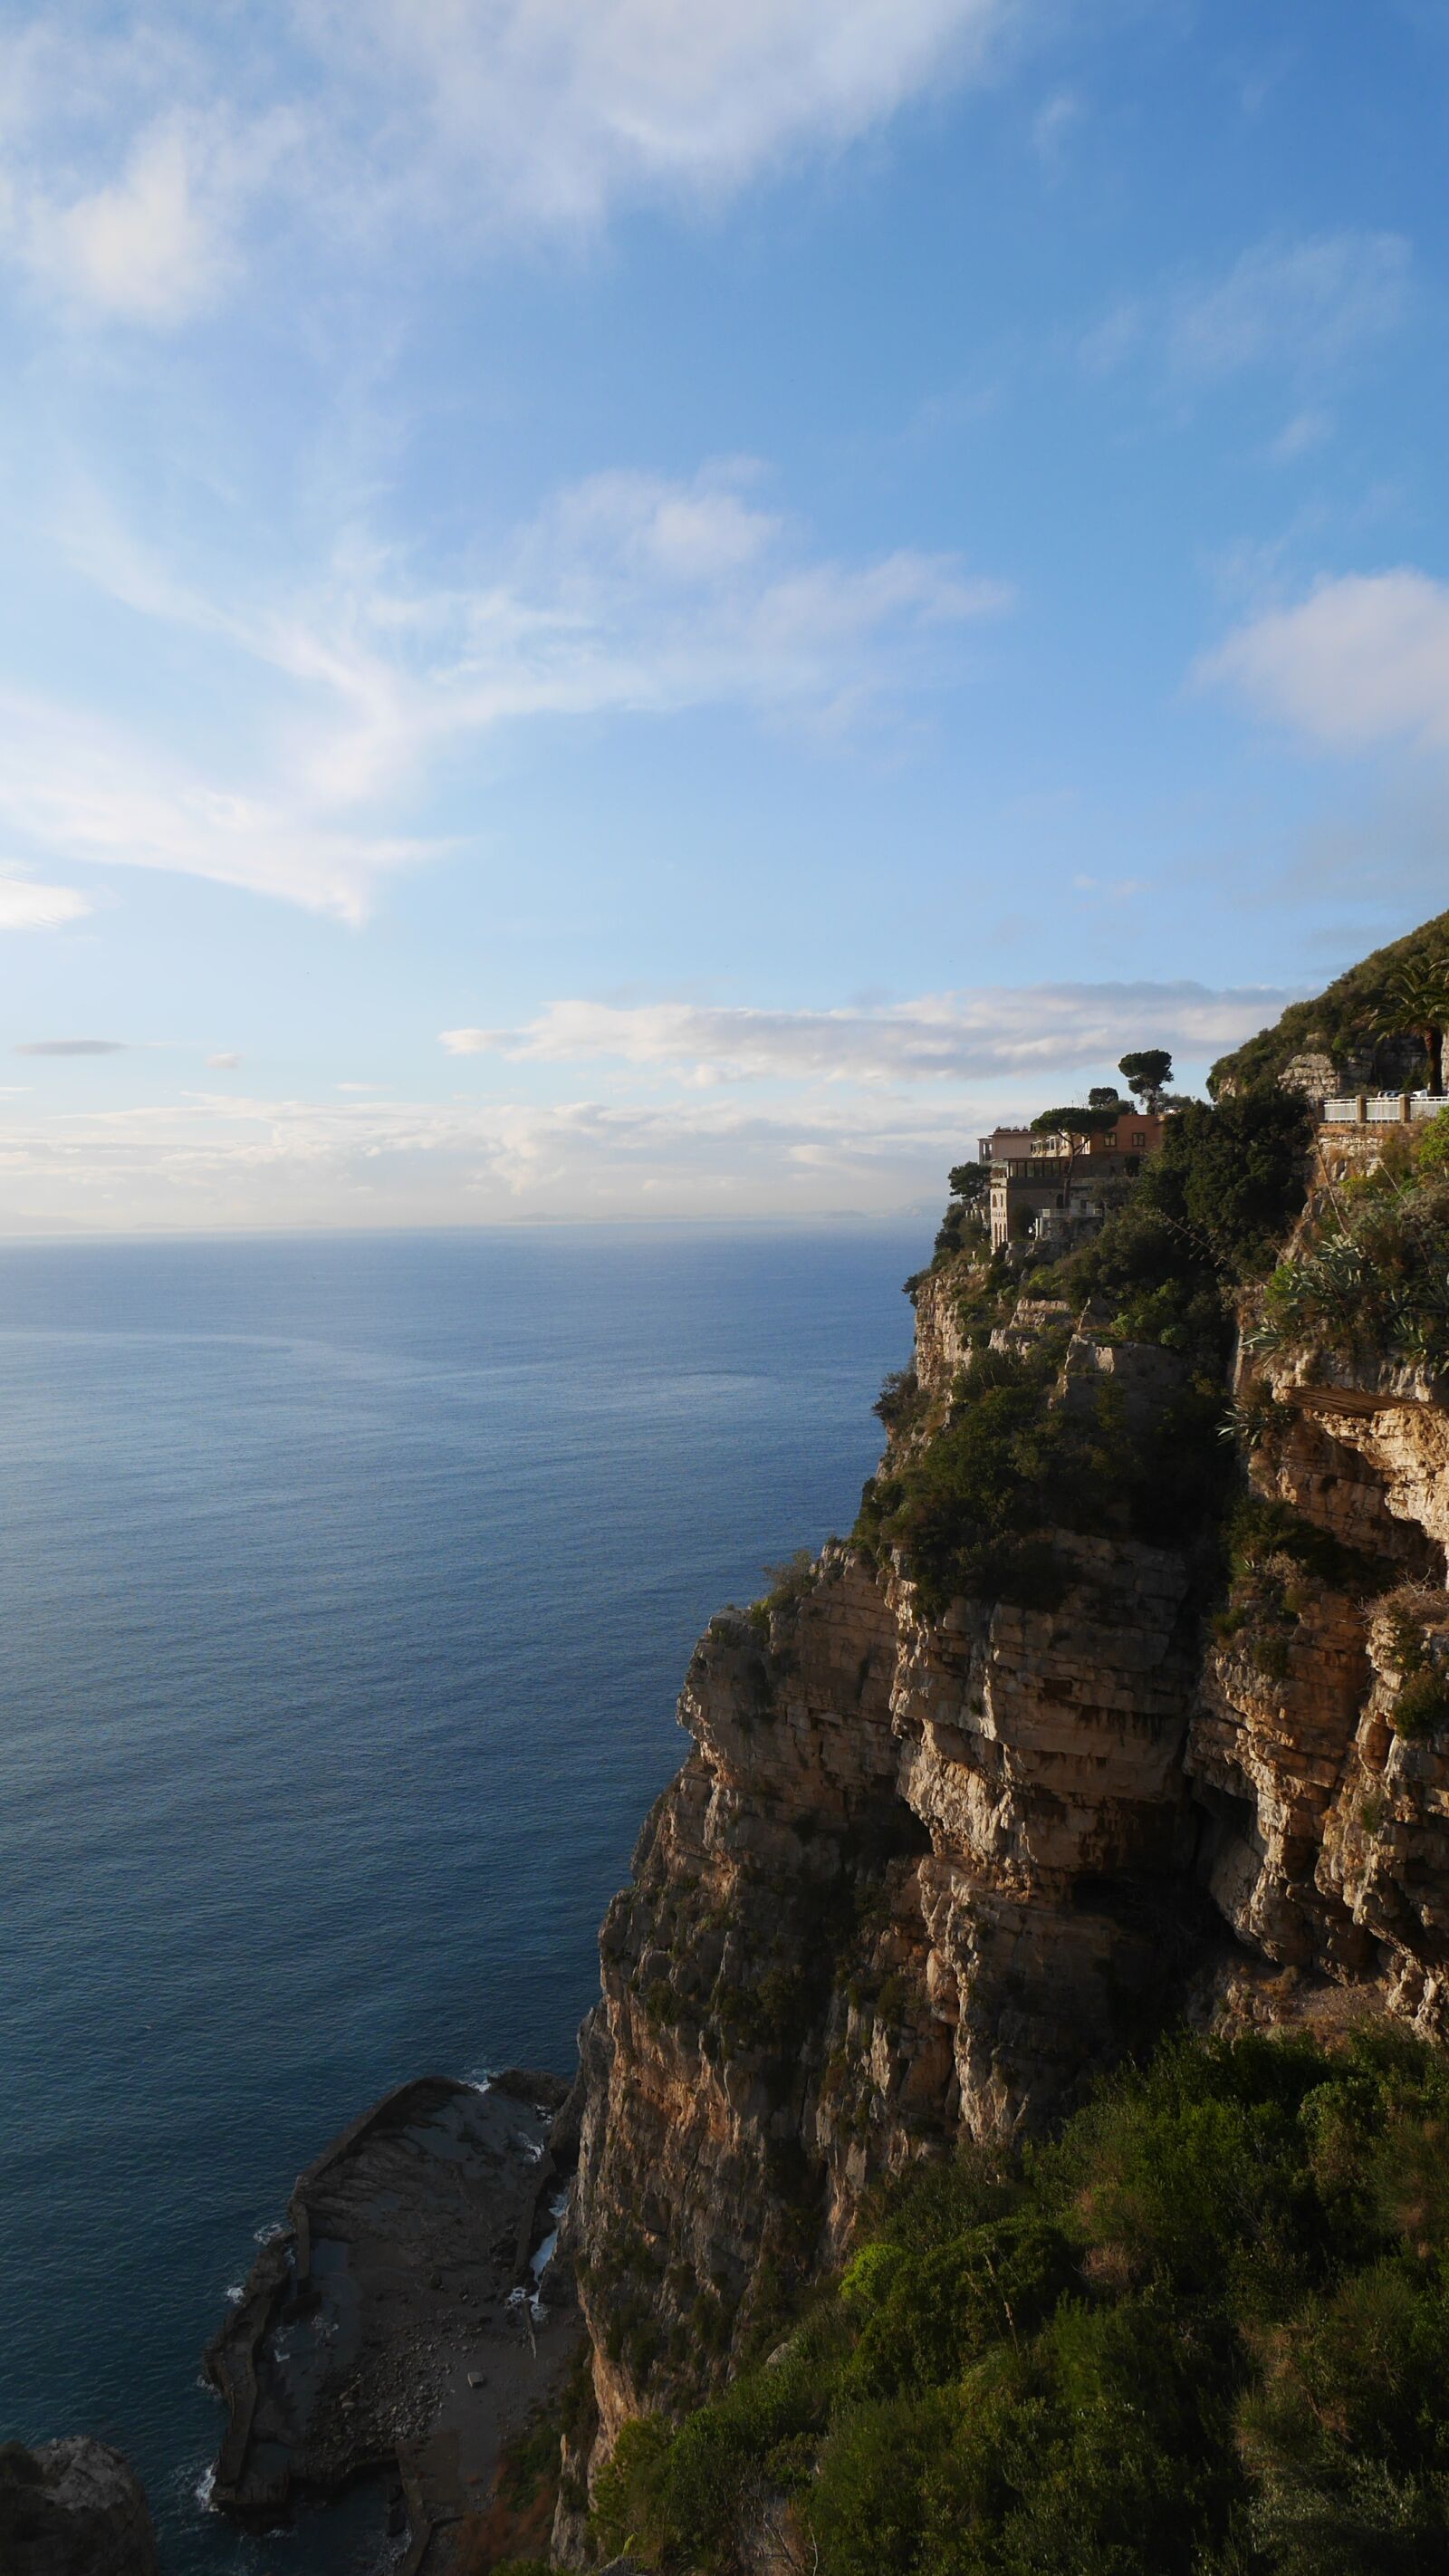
1209, 909, 1449, 1098
593, 2024, 1449, 2576
856, 1089, 1310, 1615
1253, 1111, 1449, 1373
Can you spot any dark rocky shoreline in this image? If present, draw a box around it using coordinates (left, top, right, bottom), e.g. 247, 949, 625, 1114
0, 2437, 160, 2576
204, 2068, 581, 2571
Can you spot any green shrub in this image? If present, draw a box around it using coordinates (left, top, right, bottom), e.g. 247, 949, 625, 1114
854, 1340, 1194, 1615
604, 2025, 1449, 2576
1391, 1668, 1449, 1743
873, 1367, 926, 1437
1252, 1143, 1449, 1373
1378, 1591, 1449, 1740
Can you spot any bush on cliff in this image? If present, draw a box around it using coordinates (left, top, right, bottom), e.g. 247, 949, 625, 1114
854, 1338, 1147, 1612
859, 1091, 1310, 1613
595, 2025, 1449, 2576
1252, 1111, 1449, 1374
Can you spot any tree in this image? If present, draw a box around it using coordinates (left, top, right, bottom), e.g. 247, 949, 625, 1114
1139, 1090, 1311, 1276
947, 1161, 987, 1210
1370, 956, 1449, 1097
1030, 1103, 1120, 1194
1118, 1050, 1174, 1111
1031, 1106, 1122, 1144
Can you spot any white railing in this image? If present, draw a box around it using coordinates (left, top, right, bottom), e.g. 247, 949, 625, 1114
1320, 1093, 1446, 1125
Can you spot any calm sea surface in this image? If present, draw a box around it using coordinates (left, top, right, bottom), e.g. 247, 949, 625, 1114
0, 1225, 919, 2572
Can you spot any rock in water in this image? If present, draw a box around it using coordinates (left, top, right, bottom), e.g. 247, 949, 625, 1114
0, 2437, 159, 2576
206, 2070, 580, 2558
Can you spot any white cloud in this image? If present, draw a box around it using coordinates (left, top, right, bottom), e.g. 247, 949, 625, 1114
0, 875, 91, 930
1078, 300, 1143, 377
1168, 231, 1409, 381
441, 980, 1289, 1087
1199, 571, 1449, 751
206, 1051, 242, 1069
1072, 872, 1146, 903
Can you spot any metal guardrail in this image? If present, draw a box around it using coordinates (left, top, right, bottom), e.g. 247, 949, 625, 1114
1320, 1094, 1445, 1124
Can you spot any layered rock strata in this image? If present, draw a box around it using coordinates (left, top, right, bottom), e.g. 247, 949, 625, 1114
560, 1242, 1449, 2545
556, 1270, 1223, 2546
1188, 1350, 1449, 2034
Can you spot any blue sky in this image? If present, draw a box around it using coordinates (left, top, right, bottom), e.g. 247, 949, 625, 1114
2, 0, 1447, 1231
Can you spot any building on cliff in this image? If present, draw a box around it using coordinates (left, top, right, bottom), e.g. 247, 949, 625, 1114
984, 1107, 1165, 1250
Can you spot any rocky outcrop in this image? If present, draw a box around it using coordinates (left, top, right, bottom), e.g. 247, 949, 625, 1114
0, 2439, 158, 2576
910, 1261, 976, 1396
206, 2071, 579, 2564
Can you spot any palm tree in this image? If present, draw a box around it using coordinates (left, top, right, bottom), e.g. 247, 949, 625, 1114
1370, 956, 1449, 1097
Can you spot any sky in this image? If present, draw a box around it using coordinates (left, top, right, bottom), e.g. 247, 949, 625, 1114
2, 0, 1447, 1234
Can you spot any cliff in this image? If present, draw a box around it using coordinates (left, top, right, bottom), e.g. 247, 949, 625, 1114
556, 1065, 1449, 2560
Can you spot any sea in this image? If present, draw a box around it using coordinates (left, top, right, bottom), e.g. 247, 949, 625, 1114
0, 1223, 920, 2573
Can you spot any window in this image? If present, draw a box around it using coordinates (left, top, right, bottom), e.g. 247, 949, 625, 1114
1133, 1130, 1147, 1148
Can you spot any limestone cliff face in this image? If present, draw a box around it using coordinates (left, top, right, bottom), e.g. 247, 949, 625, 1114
558, 1238, 1449, 2550
558, 1264, 1215, 2545
560, 1557, 942, 2514
1188, 1347, 1449, 2033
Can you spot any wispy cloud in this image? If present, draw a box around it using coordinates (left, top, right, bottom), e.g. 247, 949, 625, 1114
1168, 232, 1410, 380
0, 687, 432, 923
14, 1039, 128, 1056
0, 876, 91, 931
0, 1084, 993, 1233
1266, 409, 1332, 466
20, 115, 253, 325
441, 981, 1291, 1087
0, 1, 1032, 327
0, 975, 1300, 1232
1198, 571, 1449, 751
1082, 231, 1410, 393
289, 0, 1024, 232
25, 463, 1009, 915
1031, 88, 1082, 168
